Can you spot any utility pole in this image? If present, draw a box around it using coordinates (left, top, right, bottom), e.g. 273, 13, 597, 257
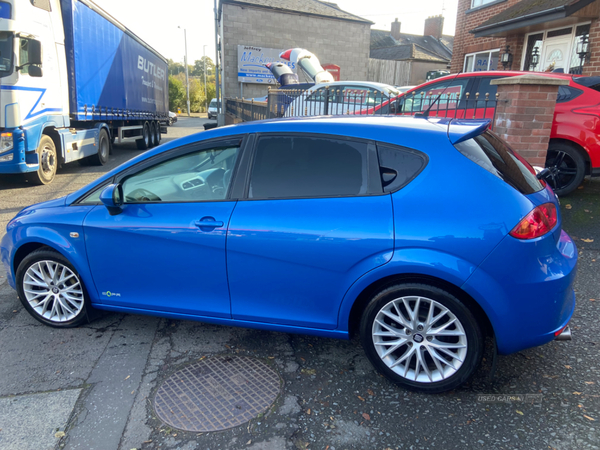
203, 45, 208, 113
213, 0, 220, 117
179, 26, 191, 116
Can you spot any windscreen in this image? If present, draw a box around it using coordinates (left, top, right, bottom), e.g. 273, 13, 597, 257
454, 130, 544, 195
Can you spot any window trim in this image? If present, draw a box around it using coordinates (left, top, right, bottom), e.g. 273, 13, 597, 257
467, 0, 506, 13
72, 135, 247, 205
242, 132, 382, 201
463, 48, 500, 72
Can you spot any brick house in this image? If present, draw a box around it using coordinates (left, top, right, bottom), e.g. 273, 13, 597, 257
451, 0, 599, 76
370, 16, 454, 85
218, 0, 372, 100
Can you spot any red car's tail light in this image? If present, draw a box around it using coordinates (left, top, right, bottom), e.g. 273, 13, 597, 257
510, 203, 557, 240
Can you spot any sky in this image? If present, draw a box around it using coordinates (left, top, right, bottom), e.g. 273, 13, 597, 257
92, 0, 458, 65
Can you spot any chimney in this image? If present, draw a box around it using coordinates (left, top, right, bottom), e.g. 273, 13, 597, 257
391, 18, 401, 40
424, 15, 444, 40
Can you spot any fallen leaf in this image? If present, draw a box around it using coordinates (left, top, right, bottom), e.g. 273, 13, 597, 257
573, 392, 582, 395
12, 310, 17, 313
246, 440, 252, 445
367, 389, 374, 396
306, 408, 311, 415
578, 185, 584, 189
591, 299, 596, 302
581, 238, 594, 243
301, 368, 316, 375
54, 431, 65, 438
362, 413, 371, 420
585, 209, 590, 212
357, 395, 365, 402
585, 381, 595, 385
131, 390, 135, 394
578, 404, 583, 408
584, 415, 596, 421
565, 365, 572, 369
124, 375, 130, 381
565, 204, 572, 209
516, 410, 524, 415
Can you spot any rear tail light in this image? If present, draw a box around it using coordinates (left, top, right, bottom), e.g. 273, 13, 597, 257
509, 203, 557, 240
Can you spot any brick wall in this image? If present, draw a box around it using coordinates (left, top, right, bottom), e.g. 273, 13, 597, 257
492, 76, 567, 166
222, 4, 371, 99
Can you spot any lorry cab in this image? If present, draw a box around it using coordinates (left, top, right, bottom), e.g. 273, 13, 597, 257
0, 0, 169, 185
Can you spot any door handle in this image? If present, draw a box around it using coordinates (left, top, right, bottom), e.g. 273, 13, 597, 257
195, 218, 224, 229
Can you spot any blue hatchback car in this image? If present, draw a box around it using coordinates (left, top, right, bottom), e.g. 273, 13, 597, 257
1, 116, 577, 393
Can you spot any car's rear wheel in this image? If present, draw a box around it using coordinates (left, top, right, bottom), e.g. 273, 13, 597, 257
545, 142, 586, 196
16, 249, 89, 328
360, 283, 483, 393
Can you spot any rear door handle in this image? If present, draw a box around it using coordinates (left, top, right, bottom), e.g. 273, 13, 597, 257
195, 218, 224, 229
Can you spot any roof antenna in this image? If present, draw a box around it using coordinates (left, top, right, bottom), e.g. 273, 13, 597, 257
415, 70, 462, 119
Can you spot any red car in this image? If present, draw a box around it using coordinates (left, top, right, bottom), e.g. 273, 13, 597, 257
373, 71, 600, 196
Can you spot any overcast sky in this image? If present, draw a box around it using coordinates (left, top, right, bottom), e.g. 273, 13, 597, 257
92, 0, 458, 65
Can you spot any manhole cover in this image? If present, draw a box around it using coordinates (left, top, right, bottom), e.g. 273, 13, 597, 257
154, 356, 281, 432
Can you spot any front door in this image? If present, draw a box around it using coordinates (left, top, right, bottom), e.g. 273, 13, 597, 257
541, 36, 572, 72
83, 139, 243, 318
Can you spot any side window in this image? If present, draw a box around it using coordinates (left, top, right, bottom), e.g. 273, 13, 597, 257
19, 38, 34, 75
473, 77, 499, 108
377, 145, 427, 192
401, 79, 470, 113
122, 145, 240, 203
556, 85, 583, 103
249, 136, 369, 199
341, 86, 386, 107
307, 88, 327, 102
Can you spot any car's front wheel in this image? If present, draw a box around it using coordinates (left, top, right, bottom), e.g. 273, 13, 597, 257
16, 249, 89, 328
360, 283, 483, 393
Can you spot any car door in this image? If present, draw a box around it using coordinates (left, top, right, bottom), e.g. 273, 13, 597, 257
82, 137, 245, 317
227, 134, 394, 330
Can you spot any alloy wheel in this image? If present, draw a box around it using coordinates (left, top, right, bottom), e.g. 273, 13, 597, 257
23, 260, 84, 323
40, 144, 56, 177
545, 150, 580, 193
372, 295, 468, 383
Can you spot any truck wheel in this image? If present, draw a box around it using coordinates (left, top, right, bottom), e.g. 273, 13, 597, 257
154, 121, 161, 145
90, 129, 110, 165
149, 122, 157, 148
136, 122, 150, 150
27, 135, 57, 185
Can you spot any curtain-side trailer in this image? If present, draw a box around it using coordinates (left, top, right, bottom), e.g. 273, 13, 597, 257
0, 0, 169, 185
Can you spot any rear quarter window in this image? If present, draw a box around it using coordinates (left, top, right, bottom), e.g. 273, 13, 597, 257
376, 145, 428, 192
454, 131, 544, 195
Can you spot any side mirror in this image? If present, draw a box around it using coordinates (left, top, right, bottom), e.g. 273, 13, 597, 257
100, 184, 123, 215
27, 39, 43, 65
28, 65, 42, 77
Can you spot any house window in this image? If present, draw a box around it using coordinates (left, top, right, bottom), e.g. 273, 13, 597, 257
471, 0, 498, 8
463, 49, 500, 72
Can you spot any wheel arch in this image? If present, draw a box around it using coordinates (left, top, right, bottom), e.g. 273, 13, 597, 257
347, 273, 494, 340
41, 126, 63, 164
549, 138, 591, 175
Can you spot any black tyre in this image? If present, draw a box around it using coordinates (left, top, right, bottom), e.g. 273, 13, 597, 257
136, 122, 150, 150
360, 283, 483, 394
154, 121, 161, 145
90, 128, 110, 165
168, 118, 173, 126
545, 142, 586, 196
16, 249, 90, 328
27, 135, 57, 185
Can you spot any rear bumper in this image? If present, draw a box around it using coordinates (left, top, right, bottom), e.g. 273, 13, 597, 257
462, 229, 577, 355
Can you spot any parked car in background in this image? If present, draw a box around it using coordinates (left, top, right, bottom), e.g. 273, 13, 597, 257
168, 111, 178, 126
285, 81, 399, 117
208, 99, 220, 120
374, 71, 600, 196
1, 116, 576, 394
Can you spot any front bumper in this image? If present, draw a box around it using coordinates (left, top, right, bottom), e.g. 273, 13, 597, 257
462, 229, 577, 355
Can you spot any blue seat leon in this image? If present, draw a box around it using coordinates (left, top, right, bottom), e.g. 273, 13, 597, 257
0, 116, 577, 393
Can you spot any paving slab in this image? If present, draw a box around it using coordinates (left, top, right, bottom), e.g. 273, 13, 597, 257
0, 389, 81, 450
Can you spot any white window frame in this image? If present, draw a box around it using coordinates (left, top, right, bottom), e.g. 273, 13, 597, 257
471, 0, 498, 8
463, 48, 500, 72
520, 22, 591, 72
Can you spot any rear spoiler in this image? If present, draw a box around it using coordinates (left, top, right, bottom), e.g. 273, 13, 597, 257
446, 119, 491, 144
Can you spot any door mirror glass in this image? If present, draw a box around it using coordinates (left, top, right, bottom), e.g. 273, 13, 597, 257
26, 39, 42, 65
28, 65, 42, 77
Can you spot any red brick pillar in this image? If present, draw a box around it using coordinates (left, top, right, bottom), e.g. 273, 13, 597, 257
490, 75, 568, 166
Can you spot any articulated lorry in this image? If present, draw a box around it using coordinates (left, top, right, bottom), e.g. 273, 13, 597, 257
0, 0, 169, 184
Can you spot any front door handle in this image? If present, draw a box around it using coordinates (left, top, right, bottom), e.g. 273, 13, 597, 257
195, 217, 224, 229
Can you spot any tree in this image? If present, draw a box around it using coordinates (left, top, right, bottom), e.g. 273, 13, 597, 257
168, 59, 186, 77
168, 75, 186, 112
191, 56, 215, 79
